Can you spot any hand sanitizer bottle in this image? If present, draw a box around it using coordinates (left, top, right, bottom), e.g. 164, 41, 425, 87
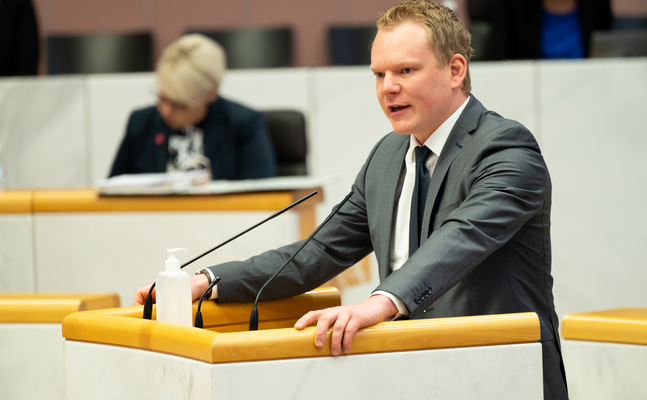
155, 248, 192, 327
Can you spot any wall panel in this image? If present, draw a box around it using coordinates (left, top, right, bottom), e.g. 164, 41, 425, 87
539, 59, 647, 319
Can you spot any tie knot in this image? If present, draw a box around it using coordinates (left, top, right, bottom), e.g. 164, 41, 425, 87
414, 146, 432, 164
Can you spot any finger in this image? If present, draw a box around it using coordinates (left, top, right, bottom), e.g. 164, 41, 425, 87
133, 285, 152, 306
314, 310, 338, 348
133, 292, 143, 306
296, 308, 331, 330
294, 310, 324, 330
342, 318, 361, 354
330, 311, 351, 356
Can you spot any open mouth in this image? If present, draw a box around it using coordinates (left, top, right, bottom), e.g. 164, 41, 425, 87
390, 105, 409, 112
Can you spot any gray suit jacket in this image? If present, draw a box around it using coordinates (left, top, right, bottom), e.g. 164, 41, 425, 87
208, 96, 567, 399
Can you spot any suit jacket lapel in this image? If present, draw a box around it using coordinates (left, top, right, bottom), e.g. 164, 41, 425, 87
420, 96, 483, 239
377, 135, 409, 281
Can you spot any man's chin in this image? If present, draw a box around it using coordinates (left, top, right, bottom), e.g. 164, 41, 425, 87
391, 125, 415, 136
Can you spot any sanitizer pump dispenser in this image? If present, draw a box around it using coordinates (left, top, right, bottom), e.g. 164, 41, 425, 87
155, 248, 192, 327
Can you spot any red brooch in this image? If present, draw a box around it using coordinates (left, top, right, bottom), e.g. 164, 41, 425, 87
154, 132, 165, 145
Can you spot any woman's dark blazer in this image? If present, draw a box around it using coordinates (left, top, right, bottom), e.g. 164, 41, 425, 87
109, 97, 277, 179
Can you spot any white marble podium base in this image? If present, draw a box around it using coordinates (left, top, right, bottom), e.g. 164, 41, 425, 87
65, 340, 543, 400
0, 323, 65, 400
562, 339, 647, 400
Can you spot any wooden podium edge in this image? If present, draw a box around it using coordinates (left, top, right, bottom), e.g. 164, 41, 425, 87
209, 312, 541, 363
62, 287, 342, 362
63, 286, 539, 364
561, 307, 647, 346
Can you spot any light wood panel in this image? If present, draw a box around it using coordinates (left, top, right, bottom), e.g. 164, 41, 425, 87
0, 190, 33, 213
561, 308, 647, 346
1, 188, 321, 241
32, 189, 320, 213
31, 188, 320, 240
63, 286, 539, 364
0, 293, 120, 322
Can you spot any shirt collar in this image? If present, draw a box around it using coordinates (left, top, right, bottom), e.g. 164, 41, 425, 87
407, 95, 470, 161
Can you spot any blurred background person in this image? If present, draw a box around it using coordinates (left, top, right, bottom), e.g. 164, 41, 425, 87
0, 0, 39, 76
109, 33, 277, 180
484, 0, 612, 60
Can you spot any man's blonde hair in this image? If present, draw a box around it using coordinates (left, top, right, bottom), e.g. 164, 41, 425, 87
377, 0, 473, 95
157, 34, 226, 105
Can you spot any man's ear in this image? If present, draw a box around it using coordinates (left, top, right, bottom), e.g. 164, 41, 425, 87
449, 54, 467, 90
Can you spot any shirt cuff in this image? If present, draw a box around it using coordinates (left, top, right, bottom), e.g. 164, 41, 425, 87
370, 290, 409, 321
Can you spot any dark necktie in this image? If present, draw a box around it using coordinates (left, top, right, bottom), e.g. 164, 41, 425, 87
409, 146, 432, 257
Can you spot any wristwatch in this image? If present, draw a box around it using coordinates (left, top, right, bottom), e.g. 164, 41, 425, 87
194, 268, 214, 299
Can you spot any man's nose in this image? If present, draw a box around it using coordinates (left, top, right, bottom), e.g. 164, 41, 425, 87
381, 73, 400, 94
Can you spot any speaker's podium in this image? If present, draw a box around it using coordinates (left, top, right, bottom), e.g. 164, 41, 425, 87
62, 288, 543, 400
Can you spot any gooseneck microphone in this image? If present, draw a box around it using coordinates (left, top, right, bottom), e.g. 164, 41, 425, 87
142, 190, 318, 320
194, 276, 221, 329
249, 190, 354, 331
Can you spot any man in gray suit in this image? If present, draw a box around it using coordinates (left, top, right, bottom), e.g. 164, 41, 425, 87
135, 1, 567, 398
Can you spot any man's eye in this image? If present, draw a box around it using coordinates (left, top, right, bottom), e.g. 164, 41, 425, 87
374, 73, 384, 78
403, 68, 412, 73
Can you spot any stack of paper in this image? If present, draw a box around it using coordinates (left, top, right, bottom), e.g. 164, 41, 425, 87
96, 173, 337, 196
96, 171, 209, 195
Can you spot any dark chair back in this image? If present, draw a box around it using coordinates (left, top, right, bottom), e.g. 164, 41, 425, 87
469, 21, 493, 61
612, 17, 647, 31
47, 32, 152, 75
329, 26, 377, 65
262, 110, 307, 176
191, 28, 292, 69
467, 0, 498, 61
590, 30, 647, 58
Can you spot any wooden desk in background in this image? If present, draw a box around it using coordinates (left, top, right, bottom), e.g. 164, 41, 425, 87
0, 188, 322, 304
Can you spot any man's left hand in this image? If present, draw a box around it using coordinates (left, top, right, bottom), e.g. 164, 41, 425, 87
294, 294, 398, 356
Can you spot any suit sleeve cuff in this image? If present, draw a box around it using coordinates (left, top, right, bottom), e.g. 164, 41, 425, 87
370, 290, 409, 320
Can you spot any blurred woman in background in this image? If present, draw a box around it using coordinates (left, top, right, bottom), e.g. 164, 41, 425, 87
110, 34, 276, 180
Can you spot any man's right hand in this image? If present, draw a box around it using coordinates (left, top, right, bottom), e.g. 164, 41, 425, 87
133, 283, 155, 306
132, 273, 211, 306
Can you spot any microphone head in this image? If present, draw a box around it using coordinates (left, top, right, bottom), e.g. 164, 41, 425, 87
143, 294, 153, 320
195, 311, 204, 329
249, 306, 259, 331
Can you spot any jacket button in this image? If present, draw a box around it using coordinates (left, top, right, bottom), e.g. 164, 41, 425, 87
426, 287, 432, 294
415, 297, 421, 304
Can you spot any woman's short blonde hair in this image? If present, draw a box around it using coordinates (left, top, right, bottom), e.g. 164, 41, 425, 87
377, 0, 473, 95
157, 34, 227, 105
